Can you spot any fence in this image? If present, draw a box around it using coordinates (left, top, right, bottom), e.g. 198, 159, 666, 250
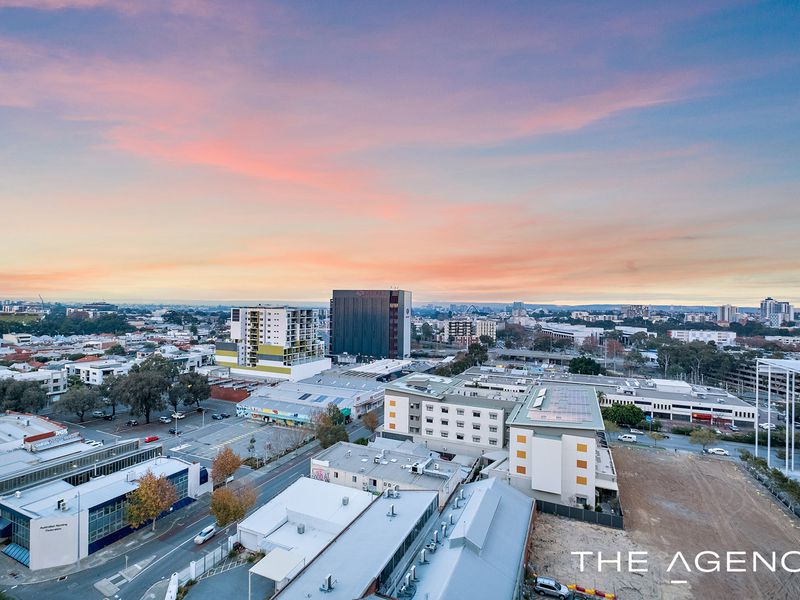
744, 465, 800, 519
173, 534, 237, 587
535, 500, 624, 529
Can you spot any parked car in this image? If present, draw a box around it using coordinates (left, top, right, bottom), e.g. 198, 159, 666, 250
532, 576, 571, 599
714, 429, 723, 435
85, 440, 103, 448
103, 414, 116, 421
168, 428, 182, 435
729, 425, 740, 432
211, 413, 224, 420
91, 410, 106, 418
759, 423, 777, 430
618, 434, 637, 443
193, 525, 216, 545
171, 412, 186, 420
126, 419, 139, 427
220, 413, 231, 419
144, 436, 160, 443
158, 416, 172, 424
707, 447, 730, 456
629, 429, 645, 435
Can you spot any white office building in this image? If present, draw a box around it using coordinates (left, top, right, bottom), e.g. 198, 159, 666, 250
65, 359, 133, 386
668, 330, 737, 346
310, 441, 461, 509
539, 323, 604, 347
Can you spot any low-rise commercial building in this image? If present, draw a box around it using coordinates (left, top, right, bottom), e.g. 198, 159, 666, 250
668, 329, 737, 346
539, 323, 604, 347
0, 456, 209, 569
273, 479, 533, 600
310, 441, 461, 508
237, 478, 373, 591
2, 333, 32, 345
65, 359, 133, 386
0, 368, 67, 402
540, 373, 757, 427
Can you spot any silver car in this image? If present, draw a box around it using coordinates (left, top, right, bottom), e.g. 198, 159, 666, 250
533, 576, 571, 599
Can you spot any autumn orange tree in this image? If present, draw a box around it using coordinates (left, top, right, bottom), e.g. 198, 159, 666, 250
126, 470, 178, 532
361, 410, 379, 433
212, 446, 242, 487
210, 485, 257, 527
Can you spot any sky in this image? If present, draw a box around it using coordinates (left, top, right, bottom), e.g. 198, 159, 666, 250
0, 1, 798, 306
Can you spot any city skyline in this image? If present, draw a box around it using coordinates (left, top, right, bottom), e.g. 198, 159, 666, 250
1, 1, 799, 304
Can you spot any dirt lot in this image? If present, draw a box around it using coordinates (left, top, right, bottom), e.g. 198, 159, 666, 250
531, 448, 800, 600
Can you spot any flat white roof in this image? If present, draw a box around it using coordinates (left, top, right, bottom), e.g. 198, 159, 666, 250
275, 490, 439, 600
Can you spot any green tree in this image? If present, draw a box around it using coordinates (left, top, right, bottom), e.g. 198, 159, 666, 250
315, 404, 349, 449
569, 356, 606, 375
105, 344, 126, 356
136, 354, 179, 381
126, 470, 178, 532
478, 335, 495, 348
167, 383, 191, 413
178, 372, 210, 409
361, 410, 379, 433
689, 428, 718, 451
0, 379, 48, 414
648, 432, 667, 447
61, 386, 100, 422
115, 371, 169, 424
212, 447, 243, 486
99, 374, 125, 417
602, 402, 645, 427
421, 322, 434, 341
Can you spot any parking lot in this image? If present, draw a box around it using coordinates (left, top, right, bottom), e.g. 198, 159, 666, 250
531, 447, 800, 600
55, 399, 310, 466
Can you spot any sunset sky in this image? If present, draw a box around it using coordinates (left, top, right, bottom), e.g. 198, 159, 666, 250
1, 1, 798, 305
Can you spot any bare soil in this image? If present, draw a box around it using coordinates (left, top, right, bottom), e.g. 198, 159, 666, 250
530, 447, 800, 600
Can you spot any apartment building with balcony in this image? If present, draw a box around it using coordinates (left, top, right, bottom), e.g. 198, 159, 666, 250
215, 306, 330, 380
501, 385, 617, 508
667, 329, 737, 346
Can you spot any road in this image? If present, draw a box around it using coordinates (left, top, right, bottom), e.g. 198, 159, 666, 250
609, 429, 795, 470
5, 406, 373, 600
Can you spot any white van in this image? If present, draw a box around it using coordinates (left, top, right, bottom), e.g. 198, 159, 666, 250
618, 434, 637, 443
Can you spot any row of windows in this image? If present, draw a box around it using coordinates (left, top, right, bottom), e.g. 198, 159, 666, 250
424, 417, 496, 432
423, 429, 498, 445
424, 404, 497, 420
0, 507, 30, 549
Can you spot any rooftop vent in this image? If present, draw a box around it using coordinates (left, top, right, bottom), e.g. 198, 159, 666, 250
14, 491, 21, 499
297, 523, 306, 534
342, 496, 349, 506
319, 574, 334, 592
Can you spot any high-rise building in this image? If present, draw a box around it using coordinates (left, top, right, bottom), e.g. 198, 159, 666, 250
760, 297, 794, 325
215, 306, 330, 380
621, 304, 651, 319
717, 304, 737, 323
330, 290, 411, 359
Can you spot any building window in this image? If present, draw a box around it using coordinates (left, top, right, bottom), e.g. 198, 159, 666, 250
456, 408, 464, 415
516, 465, 526, 474
389, 423, 396, 430
426, 417, 433, 423
576, 476, 587, 485
441, 431, 448, 438
456, 433, 464, 440
577, 459, 588, 469
472, 411, 481, 418
441, 419, 449, 426
352, 475, 357, 482
472, 436, 481, 443
334, 471, 339, 478
576, 443, 588, 453
489, 412, 498, 420
516, 450, 526, 459
516, 434, 526, 443
456, 421, 464, 428
425, 404, 433, 411
425, 429, 433, 435
472, 423, 481, 430
389, 411, 396, 418
389, 400, 396, 407
489, 439, 498, 446
489, 426, 497, 433
441, 407, 449, 414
